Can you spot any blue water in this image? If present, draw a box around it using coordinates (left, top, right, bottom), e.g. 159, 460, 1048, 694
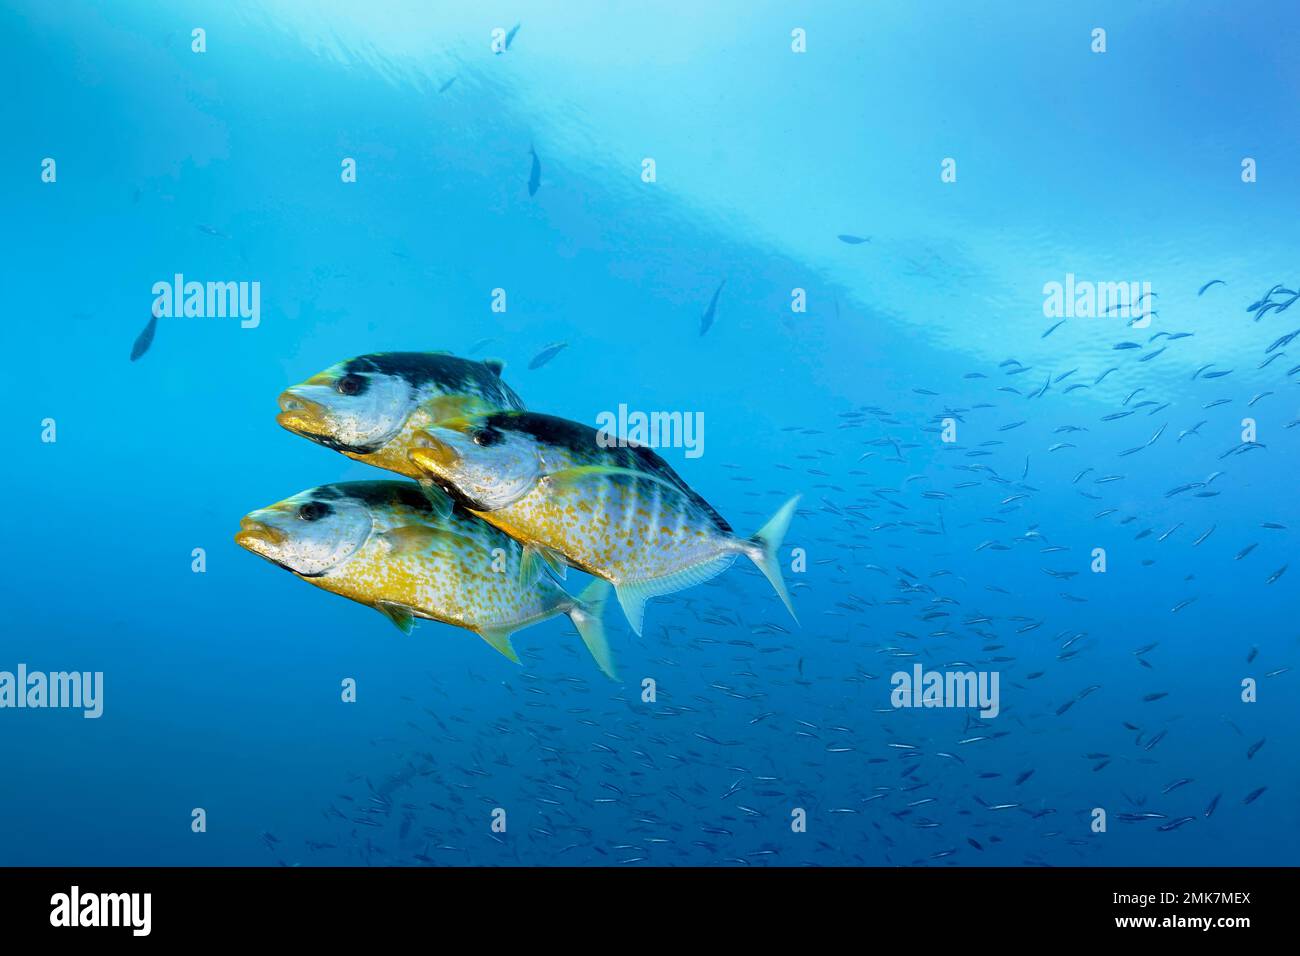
4, 1, 1298, 866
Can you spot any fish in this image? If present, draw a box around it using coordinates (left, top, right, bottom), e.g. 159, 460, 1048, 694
528, 342, 567, 370
495, 23, 520, 53
437, 77, 457, 93
234, 481, 615, 677
837, 234, 869, 244
275, 352, 525, 480
129, 312, 158, 361
1198, 279, 1225, 295
408, 411, 799, 635
527, 145, 541, 197
700, 280, 726, 336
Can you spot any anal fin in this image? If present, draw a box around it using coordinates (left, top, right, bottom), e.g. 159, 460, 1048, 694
614, 555, 736, 635
478, 627, 521, 664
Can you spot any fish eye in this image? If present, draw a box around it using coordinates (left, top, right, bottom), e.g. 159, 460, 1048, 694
297, 501, 332, 521
337, 373, 366, 396
472, 428, 502, 447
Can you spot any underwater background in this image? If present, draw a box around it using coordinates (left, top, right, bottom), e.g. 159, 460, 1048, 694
3, 0, 1297, 866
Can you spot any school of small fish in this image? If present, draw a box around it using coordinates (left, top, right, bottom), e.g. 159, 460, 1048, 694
207, 24, 1292, 866
233, 271, 1293, 867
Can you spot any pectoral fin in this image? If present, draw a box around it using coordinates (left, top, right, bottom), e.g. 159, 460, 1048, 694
375, 601, 416, 634
544, 465, 682, 496
417, 393, 493, 426
380, 524, 477, 556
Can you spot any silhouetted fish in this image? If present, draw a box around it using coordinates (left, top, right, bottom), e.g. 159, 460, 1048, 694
700, 279, 726, 336
527, 145, 541, 197
129, 312, 158, 362
495, 23, 521, 54
528, 342, 567, 370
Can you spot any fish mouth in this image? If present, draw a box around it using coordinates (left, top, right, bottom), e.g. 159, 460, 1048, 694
409, 430, 462, 472
276, 390, 331, 438
276, 390, 385, 455
234, 517, 286, 551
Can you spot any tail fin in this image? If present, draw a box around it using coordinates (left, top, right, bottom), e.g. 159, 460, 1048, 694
568, 579, 617, 680
746, 494, 800, 624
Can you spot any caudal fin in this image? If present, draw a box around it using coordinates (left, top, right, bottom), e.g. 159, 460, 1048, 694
746, 494, 800, 624
568, 579, 618, 680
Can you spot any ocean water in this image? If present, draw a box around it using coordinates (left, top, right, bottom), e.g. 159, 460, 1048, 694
3, 1, 1297, 867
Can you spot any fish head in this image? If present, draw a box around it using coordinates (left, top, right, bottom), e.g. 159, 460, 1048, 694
235, 486, 374, 577
277, 357, 420, 455
409, 414, 540, 511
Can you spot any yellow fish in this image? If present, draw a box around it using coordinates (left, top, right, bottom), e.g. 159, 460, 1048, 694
408, 411, 799, 635
234, 480, 614, 677
276, 352, 523, 479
